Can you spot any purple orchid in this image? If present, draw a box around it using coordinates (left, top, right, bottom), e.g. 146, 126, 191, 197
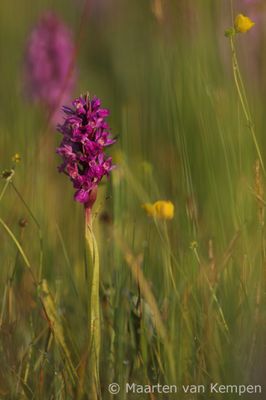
24, 12, 76, 123
56, 94, 116, 204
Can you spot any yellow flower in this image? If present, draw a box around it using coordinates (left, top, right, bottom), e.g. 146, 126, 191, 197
234, 14, 255, 33
12, 153, 21, 163
142, 203, 156, 217
142, 200, 174, 220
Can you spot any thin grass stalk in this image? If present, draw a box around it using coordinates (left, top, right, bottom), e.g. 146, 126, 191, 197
229, 37, 265, 174
40, 280, 77, 385
114, 229, 176, 382
11, 183, 44, 281
0, 170, 14, 202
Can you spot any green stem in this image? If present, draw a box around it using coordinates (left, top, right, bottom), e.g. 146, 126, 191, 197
0, 170, 14, 203
230, 37, 265, 173
84, 192, 101, 400
0, 217, 31, 269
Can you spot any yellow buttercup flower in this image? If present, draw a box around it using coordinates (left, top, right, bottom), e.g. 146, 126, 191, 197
142, 200, 174, 220
142, 203, 156, 217
12, 153, 21, 163
234, 14, 255, 33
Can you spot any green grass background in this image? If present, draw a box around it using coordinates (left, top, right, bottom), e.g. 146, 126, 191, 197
0, 0, 265, 398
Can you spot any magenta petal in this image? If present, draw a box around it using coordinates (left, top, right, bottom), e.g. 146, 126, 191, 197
74, 189, 89, 203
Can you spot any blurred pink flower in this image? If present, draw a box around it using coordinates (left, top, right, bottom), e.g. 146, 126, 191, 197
24, 12, 77, 125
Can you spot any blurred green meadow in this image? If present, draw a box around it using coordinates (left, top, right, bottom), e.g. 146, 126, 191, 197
0, 0, 266, 398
